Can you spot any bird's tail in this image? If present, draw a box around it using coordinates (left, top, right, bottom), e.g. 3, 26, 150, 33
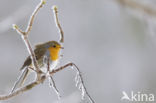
11, 67, 29, 93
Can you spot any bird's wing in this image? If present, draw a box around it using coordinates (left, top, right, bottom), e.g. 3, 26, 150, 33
20, 56, 31, 70
11, 44, 47, 93
20, 45, 47, 70
34, 45, 47, 61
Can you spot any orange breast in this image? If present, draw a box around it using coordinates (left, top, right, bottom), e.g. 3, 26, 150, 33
48, 47, 60, 61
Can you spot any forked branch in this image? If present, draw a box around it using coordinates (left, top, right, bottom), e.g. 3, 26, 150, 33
0, 76, 46, 100
0, 0, 46, 100
0, 0, 95, 102
12, 0, 46, 78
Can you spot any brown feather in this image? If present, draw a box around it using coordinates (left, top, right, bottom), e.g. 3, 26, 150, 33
20, 44, 47, 70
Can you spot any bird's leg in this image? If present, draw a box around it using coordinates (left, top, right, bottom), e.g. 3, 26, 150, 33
50, 62, 95, 103
46, 57, 61, 99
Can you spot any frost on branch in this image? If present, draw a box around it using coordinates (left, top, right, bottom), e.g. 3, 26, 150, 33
74, 67, 95, 103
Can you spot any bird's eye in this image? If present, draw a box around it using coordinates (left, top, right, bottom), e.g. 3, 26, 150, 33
53, 45, 56, 48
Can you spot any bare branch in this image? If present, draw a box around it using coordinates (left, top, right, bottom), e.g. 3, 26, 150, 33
0, 76, 46, 100
53, 6, 64, 43
117, 0, 156, 17
23, 36, 40, 77
12, 24, 25, 35
26, 0, 46, 34
11, 68, 29, 93
49, 76, 61, 99
12, 0, 46, 78
50, 63, 95, 103
46, 57, 61, 99
0, 0, 46, 100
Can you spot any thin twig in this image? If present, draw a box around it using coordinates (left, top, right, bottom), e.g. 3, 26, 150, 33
50, 63, 95, 103
73, 64, 95, 103
26, 0, 46, 34
53, 6, 64, 43
46, 57, 61, 99
10, 68, 28, 93
13, 0, 46, 78
49, 76, 61, 99
117, 0, 156, 17
0, 0, 46, 100
0, 76, 46, 100
23, 36, 40, 77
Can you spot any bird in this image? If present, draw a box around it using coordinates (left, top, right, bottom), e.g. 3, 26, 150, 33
11, 41, 63, 92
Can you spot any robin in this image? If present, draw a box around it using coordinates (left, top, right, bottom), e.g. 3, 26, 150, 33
11, 40, 63, 92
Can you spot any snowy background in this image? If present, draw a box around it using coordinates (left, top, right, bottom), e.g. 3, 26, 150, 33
0, 0, 156, 103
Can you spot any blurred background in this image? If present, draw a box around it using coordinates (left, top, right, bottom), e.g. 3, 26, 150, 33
0, 0, 156, 103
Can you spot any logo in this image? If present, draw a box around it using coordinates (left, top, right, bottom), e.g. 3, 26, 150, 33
121, 91, 154, 102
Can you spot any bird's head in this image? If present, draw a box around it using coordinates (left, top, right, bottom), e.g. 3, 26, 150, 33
45, 41, 63, 60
